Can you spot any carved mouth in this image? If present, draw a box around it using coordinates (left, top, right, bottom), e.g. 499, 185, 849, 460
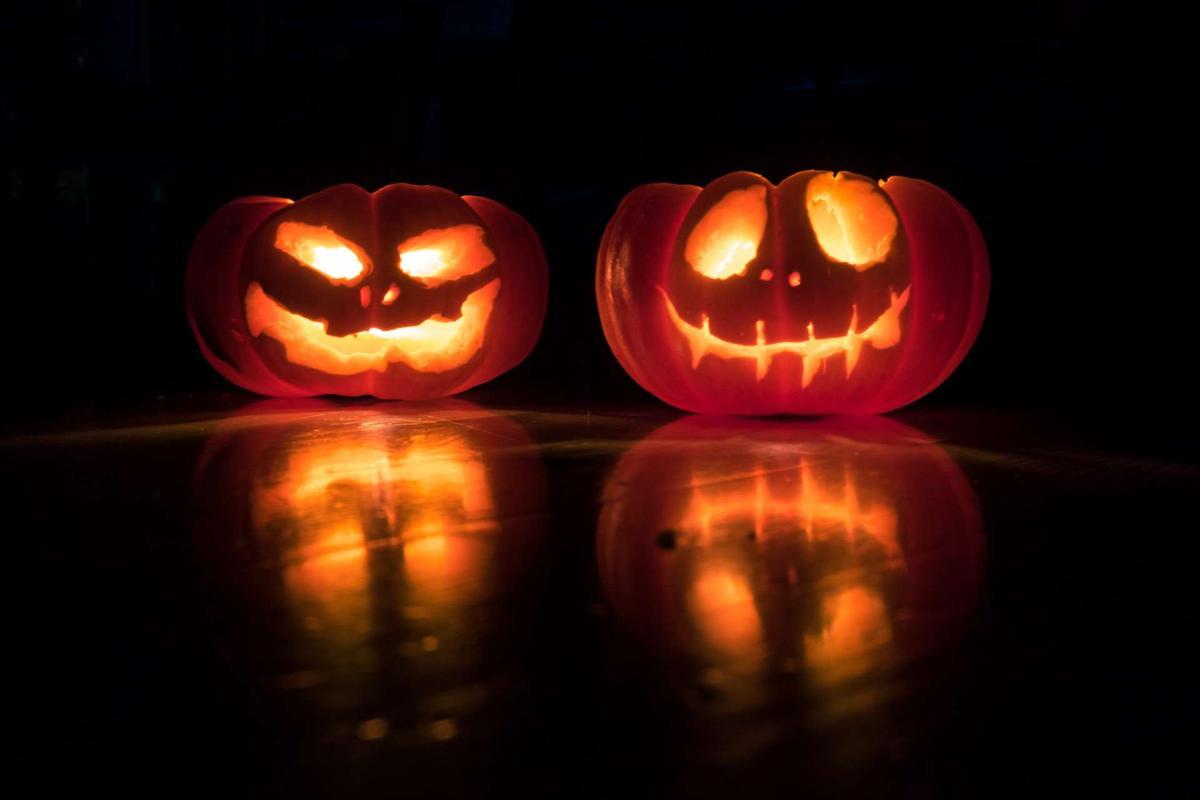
245, 279, 499, 375
660, 285, 910, 385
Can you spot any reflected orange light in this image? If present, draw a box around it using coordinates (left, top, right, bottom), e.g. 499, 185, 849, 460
597, 416, 985, 725
685, 186, 769, 279
244, 278, 498, 375
805, 172, 898, 269
403, 533, 489, 605
661, 284, 909, 383
804, 585, 891, 676
689, 563, 763, 661
678, 456, 900, 554
192, 403, 550, 734
668, 453, 903, 672
274, 221, 370, 283
249, 428, 500, 617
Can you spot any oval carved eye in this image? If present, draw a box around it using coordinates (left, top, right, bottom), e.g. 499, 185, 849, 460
685, 185, 768, 280
804, 173, 897, 270
274, 221, 370, 284
397, 225, 495, 287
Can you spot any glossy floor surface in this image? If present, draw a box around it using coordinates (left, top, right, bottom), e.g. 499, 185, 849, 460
10, 400, 1198, 797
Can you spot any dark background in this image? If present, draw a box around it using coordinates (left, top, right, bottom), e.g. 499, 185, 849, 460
6, 4, 1199, 798
2, 0, 1190, 423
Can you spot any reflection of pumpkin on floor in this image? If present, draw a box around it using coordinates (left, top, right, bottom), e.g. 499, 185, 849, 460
192, 401, 548, 729
676, 457, 906, 682
597, 415, 984, 692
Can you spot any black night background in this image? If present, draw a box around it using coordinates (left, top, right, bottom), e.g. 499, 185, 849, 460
4, 2, 1196, 798
2, 1, 1190, 421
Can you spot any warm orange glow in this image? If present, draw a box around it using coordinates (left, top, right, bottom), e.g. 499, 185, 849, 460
805, 172, 898, 269
274, 221, 370, 283
397, 224, 495, 287
688, 563, 763, 660
674, 452, 900, 670
244, 278, 499, 375
685, 186, 768, 279
250, 426, 501, 624
804, 586, 892, 675
678, 457, 899, 555
660, 284, 910, 384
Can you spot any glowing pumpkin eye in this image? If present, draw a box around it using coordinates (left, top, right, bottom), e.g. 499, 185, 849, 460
274, 221, 369, 284
397, 225, 495, 287
805, 173, 898, 270
685, 185, 768, 280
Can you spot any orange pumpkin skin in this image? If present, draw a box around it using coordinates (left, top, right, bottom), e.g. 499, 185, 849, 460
187, 184, 548, 400
596, 171, 989, 415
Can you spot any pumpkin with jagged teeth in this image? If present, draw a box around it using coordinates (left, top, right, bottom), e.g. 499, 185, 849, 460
596, 169, 989, 415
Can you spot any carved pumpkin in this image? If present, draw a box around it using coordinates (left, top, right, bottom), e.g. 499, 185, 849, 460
597, 415, 984, 696
596, 171, 989, 414
187, 183, 548, 399
192, 400, 548, 726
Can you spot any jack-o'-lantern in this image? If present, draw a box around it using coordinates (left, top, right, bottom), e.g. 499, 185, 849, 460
192, 400, 547, 732
597, 415, 984, 710
596, 171, 989, 414
187, 183, 548, 400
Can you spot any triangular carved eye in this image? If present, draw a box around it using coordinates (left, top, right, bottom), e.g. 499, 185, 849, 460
685, 185, 768, 280
397, 225, 495, 287
805, 173, 897, 270
275, 221, 370, 284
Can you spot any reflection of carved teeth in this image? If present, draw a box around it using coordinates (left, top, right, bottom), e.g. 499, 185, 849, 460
660, 285, 910, 386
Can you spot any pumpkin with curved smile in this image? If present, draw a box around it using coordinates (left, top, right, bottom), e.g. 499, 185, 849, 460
596, 170, 989, 414
187, 183, 548, 399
